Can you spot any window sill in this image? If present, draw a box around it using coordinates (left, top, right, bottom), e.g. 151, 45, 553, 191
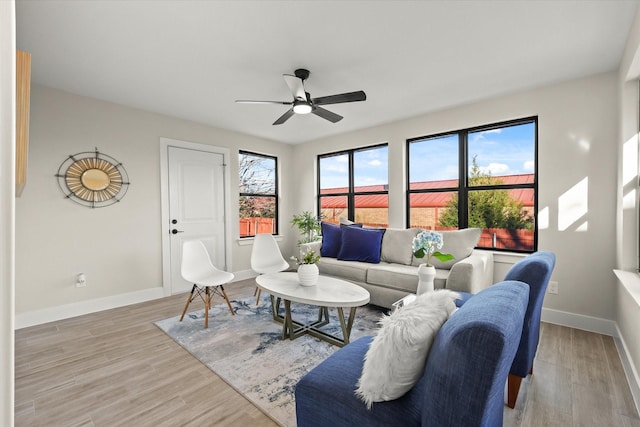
237, 235, 285, 246
614, 269, 640, 308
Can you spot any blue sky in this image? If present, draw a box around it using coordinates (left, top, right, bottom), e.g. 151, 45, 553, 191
320, 145, 389, 189
320, 122, 535, 189
410, 122, 535, 183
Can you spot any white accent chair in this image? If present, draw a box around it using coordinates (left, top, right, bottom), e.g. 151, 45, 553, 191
251, 233, 290, 305
180, 240, 235, 328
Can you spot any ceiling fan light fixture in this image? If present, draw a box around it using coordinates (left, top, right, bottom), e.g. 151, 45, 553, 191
293, 102, 312, 115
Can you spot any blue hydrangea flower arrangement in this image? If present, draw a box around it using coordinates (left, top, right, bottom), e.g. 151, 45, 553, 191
412, 230, 454, 267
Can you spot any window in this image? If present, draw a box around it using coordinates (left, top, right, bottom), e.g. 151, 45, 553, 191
318, 144, 388, 227
239, 151, 278, 237
407, 117, 537, 252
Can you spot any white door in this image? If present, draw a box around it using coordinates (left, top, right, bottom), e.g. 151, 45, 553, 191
168, 146, 227, 294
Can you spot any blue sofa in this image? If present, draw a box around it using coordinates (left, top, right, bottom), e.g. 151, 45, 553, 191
295, 281, 529, 426
455, 251, 556, 408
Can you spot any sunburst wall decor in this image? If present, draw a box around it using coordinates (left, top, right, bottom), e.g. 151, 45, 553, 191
55, 148, 130, 208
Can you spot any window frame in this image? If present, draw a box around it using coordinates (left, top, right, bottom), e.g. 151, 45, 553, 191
317, 143, 389, 225
238, 150, 279, 238
406, 117, 538, 253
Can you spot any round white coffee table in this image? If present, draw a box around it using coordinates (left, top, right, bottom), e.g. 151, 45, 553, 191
255, 272, 370, 347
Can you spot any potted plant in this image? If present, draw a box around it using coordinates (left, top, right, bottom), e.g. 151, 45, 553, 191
291, 249, 321, 286
412, 230, 454, 294
291, 211, 322, 245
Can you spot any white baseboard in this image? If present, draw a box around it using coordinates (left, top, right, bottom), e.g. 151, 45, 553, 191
541, 307, 618, 337
15, 272, 260, 329
615, 324, 640, 414
233, 269, 258, 281
15, 287, 165, 329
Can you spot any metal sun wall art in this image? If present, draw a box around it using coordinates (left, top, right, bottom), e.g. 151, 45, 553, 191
56, 148, 130, 208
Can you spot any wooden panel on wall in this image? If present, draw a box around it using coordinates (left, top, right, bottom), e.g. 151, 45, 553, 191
16, 49, 31, 197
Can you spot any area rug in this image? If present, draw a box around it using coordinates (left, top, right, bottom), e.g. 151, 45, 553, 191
154, 295, 386, 427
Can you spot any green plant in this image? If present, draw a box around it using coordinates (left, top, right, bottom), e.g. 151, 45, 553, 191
291, 249, 321, 265
291, 211, 322, 245
439, 156, 533, 230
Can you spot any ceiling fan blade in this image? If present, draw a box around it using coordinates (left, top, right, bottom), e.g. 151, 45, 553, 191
312, 106, 343, 123
273, 108, 296, 125
312, 90, 367, 106
235, 100, 292, 105
283, 74, 307, 101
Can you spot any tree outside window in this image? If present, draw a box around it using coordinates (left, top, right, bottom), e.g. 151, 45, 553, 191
407, 118, 537, 252
239, 151, 278, 237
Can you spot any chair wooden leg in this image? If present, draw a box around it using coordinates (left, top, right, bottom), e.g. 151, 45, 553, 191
204, 287, 211, 329
507, 373, 523, 409
255, 288, 262, 305
220, 285, 235, 315
179, 284, 197, 322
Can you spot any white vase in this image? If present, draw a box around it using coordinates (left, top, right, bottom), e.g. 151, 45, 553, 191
417, 263, 436, 295
298, 263, 319, 286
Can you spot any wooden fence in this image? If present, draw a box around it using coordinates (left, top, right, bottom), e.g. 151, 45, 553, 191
239, 218, 276, 237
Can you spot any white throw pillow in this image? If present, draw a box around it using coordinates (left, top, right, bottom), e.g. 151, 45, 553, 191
355, 289, 459, 409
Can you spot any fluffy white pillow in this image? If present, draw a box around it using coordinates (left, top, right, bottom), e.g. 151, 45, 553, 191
355, 289, 459, 409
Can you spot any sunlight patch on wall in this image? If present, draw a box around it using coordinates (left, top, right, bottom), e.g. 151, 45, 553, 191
568, 132, 591, 152
623, 135, 638, 186
558, 177, 588, 232
538, 206, 549, 230
624, 189, 636, 210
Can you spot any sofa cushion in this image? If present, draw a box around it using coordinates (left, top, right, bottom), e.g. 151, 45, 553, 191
338, 226, 385, 264
317, 257, 369, 283
367, 264, 449, 293
355, 289, 459, 408
339, 217, 362, 227
412, 228, 481, 270
380, 228, 420, 265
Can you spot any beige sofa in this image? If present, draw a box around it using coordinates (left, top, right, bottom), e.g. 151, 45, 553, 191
300, 227, 494, 308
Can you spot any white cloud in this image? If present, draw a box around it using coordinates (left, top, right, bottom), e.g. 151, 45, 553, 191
523, 160, 534, 172
368, 159, 382, 167
323, 164, 347, 173
470, 128, 502, 143
480, 162, 510, 175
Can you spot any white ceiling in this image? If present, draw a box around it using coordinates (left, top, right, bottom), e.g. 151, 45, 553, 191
15, 0, 639, 144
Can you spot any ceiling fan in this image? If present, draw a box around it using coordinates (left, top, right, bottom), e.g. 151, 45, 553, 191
235, 69, 366, 125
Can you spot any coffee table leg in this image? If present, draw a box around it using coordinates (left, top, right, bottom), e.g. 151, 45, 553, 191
283, 299, 294, 340
337, 306, 358, 345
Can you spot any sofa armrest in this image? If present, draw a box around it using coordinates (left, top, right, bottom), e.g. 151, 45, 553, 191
299, 240, 322, 258
446, 250, 494, 294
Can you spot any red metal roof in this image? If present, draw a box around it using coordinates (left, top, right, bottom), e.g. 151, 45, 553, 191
321, 174, 534, 208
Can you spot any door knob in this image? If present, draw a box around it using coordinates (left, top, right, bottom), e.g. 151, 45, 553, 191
171, 229, 184, 234
171, 219, 178, 224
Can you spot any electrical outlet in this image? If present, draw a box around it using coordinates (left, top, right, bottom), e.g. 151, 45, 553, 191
76, 273, 86, 288
548, 280, 558, 294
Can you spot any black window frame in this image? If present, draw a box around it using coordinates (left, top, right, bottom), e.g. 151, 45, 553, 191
317, 143, 389, 225
238, 150, 279, 237
406, 117, 538, 253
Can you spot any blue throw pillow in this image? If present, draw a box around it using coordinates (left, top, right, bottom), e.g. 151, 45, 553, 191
321, 222, 364, 258
321, 222, 342, 258
338, 226, 385, 263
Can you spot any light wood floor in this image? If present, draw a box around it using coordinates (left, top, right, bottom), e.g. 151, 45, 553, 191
15, 279, 640, 426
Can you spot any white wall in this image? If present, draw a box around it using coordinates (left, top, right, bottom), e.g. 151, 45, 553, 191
15, 84, 294, 323
293, 71, 619, 322
1, 2, 15, 424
